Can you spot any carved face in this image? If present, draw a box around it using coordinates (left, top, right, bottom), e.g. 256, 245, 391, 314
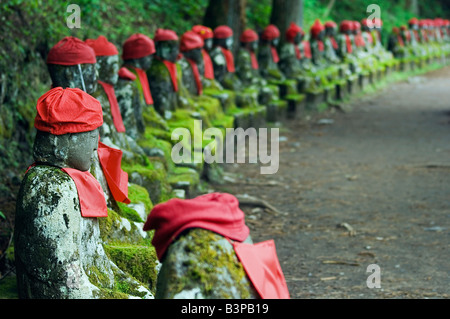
204, 38, 213, 51
325, 27, 336, 37
33, 129, 99, 171
66, 129, 100, 171
271, 37, 279, 47
48, 63, 98, 94
183, 48, 203, 64
294, 33, 303, 44
214, 37, 233, 50
155, 40, 179, 62
96, 55, 119, 85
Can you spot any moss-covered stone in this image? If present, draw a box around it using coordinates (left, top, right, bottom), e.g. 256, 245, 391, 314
156, 228, 259, 299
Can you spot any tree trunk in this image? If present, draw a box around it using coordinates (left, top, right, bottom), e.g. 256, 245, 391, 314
270, 0, 303, 43
203, 0, 247, 55
409, 0, 419, 16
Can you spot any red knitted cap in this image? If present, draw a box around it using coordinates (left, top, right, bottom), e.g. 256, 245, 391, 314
340, 20, 353, 32
85, 35, 118, 56
240, 29, 259, 43
310, 19, 325, 38
409, 17, 419, 25
325, 21, 337, 28
154, 28, 179, 42
34, 87, 103, 135
192, 25, 214, 39
122, 33, 155, 60
286, 22, 303, 43
47, 36, 96, 65
143, 192, 250, 261
180, 31, 204, 52
214, 25, 233, 39
261, 24, 280, 40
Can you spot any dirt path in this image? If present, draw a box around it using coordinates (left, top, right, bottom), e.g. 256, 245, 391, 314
216, 67, 450, 299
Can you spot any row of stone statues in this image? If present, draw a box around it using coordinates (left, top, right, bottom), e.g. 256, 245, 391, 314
13, 16, 450, 299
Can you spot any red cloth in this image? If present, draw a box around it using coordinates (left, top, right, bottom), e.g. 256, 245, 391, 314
118, 67, 136, 81
270, 46, 280, 63
34, 87, 103, 135
122, 34, 155, 60
340, 20, 352, 33
180, 31, 204, 52
262, 24, 280, 41
310, 19, 325, 39
214, 25, 233, 39
286, 22, 303, 43
186, 58, 203, 95
220, 47, 235, 73
233, 240, 290, 299
47, 36, 96, 65
85, 35, 118, 56
154, 28, 179, 42
294, 45, 302, 59
97, 141, 130, 204
143, 192, 250, 260
192, 25, 214, 40
250, 51, 259, 69
325, 21, 337, 29
302, 41, 312, 59
98, 81, 126, 133
160, 59, 179, 92
409, 17, 419, 25
397, 34, 405, 47
240, 29, 258, 43
132, 67, 154, 105
61, 167, 108, 218
317, 40, 324, 52
355, 34, 365, 47
345, 34, 353, 54
329, 36, 338, 49
201, 49, 215, 80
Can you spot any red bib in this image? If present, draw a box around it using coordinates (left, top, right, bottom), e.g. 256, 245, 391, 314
294, 45, 302, 60
270, 45, 280, 63
186, 58, 203, 95
317, 40, 324, 52
233, 240, 290, 299
250, 51, 259, 69
220, 47, 235, 73
345, 35, 353, 54
202, 49, 215, 80
98, 81, 126, 133
330, 37, 338, 49
97, 141, 130, 204
302, 41, 312, 59
161, 59, 179, 92
132, 67, 154, 105
61, 167, 108, 218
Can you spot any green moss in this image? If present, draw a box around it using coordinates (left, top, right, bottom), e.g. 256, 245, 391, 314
160, 229, 253, 298
104, 244, 158, 295
0, 275, 18, 299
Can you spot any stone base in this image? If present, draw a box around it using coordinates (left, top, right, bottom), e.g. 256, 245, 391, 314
335, 81, 347, 101
306, 90, 325, 111
284, 94, 306, 119
347, 76, 359, 95
266, 99, 288, 122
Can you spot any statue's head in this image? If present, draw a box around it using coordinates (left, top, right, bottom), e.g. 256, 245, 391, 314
409, 17, 419, 30
180, 31, 204, 64
240, 29, 259, 51
192, 25, 214, 52
286, 22, 304, 45
33, 87, 103, 171
261, 24, 280, 47
46, 36, 98, 94
340, 20, 353, 35
324, 21, 337, 37
122, 33, 155, 70
154, 28, 180, 63
310, 19, 325, 40
213, 25, 234, 50
85, 36, 120, 85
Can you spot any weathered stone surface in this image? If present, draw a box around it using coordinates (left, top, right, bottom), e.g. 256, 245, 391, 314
156, 228, 259, 299
14, 165, 153, 299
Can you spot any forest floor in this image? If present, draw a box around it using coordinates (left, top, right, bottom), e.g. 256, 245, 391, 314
215, 66, 450, 299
